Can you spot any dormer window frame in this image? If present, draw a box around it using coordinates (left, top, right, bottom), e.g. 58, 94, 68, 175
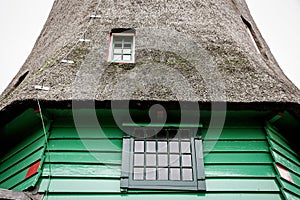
120, 124, 206, 192
108, 31, 136, 64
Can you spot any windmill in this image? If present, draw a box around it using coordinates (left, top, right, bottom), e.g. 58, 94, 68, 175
0, 1, 299, 199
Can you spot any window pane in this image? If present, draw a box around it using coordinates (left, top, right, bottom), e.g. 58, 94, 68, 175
170, 155, 180, 166
114, 43, 122, 48
181, 142, 191, 153
182, 155, 192, 167
124, 36, 133, 42
113, 54, 122, 60
157, 141, 167, 153
123, 49, 131, 54
134, 154, 144, 166
134, 141, 144, 152
182, 168, 193, 181
124, 43, 132, 48
134, 168, 144, 180
169, 142, 179, 153
114, 36, 123, 42
121, 127, 205, 191
157, 168, 168, 180
170, 168, 180, 180
113, 48, 122, 54
158, 154, 168, 166
146, 154, 156, 166
146, 141, 156, 152
123, 55, 131, 61
146, 168, 156, 180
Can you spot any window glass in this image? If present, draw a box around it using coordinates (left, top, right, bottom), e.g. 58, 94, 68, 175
134, 168, 144, 180
146, 168, 156, 180
157, 141, 167, 152
170, 168, 180, 180
135, 141, 144, 152
110, 33, 135, 63
181, 142, 191, 153
121, 127, 206, 191
158, 168, 168, 180
146, 141, 156, 152
182, 155, 192, 167
170, 155, 180, 167
182, 168, 193, 181
146, 154, 156, 166
134, 154, 144, 166
158, 154, 168, 166
169, 142, 179, 153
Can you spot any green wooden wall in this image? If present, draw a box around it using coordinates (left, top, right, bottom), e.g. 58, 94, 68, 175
0, 124, 48, 191
266, 124, 300, 200
37, 111, 284, 200
1, 109, 300, 200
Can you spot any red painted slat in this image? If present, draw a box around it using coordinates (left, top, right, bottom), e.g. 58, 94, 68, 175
25, 160, 41, 179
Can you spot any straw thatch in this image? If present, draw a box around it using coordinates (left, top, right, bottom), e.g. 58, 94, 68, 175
0, 0, 299, 117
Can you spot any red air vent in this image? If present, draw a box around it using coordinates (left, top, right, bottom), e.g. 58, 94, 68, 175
25, 160, 41, 179
276, 163, 294, 183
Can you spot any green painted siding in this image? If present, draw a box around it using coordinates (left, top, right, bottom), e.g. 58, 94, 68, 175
0, 123, 49, 191
202, 127, 280, 198
266, 125, 300, 200
5, 109, 300, 199
37, 114, 283, 200
39, 119, 123, 196
37, 194, 283, 200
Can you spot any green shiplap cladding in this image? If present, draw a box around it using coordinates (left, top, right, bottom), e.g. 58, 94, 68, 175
34, 109, 284, 200
4, 109, 300, 199
45, 152, 122, 164
0, 109, 50, 191
48, 139, 122, 152
266, 124, 300, 200
39, 194, 283, 200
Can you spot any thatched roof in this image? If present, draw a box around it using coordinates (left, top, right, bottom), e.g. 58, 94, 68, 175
0, 0, 300, 116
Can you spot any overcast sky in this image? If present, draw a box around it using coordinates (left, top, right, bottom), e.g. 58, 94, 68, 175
0, 0, 299, 94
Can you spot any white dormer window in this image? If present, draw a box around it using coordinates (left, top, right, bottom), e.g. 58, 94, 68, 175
108, 29, 135, 63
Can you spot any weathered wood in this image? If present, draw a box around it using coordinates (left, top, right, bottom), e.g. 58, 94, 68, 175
0, 188, 43, 200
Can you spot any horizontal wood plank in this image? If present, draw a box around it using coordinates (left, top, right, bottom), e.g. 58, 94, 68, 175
46, 152, 122, 165
205, 165, 276, 177
38, 178, 279, 193
50, 127, 123, 139
42, 164, 121, 178
203, 128, 266, 140
204, 153, 273, 164
206, 178, 279, 192
43, 193, 282, 200
203, 141, 269, 152
48, 139, 122, 152
39, 178, 120, 193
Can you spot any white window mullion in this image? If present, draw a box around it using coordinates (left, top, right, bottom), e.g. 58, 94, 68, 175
109, 32, 135, 63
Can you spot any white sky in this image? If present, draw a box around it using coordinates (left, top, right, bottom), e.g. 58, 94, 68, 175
0, 0, 299, 94
0, 1, 54, 93
246, 0, 300, 89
